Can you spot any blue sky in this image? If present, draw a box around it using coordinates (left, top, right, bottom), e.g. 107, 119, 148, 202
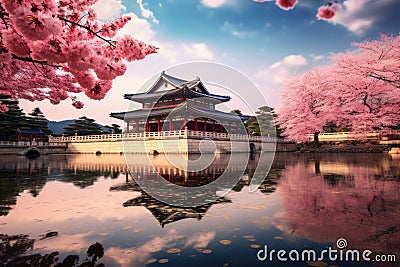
20, 0, 400, 125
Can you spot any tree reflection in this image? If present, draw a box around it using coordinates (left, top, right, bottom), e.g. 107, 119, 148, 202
0, 155, 123, 215
278, 154, 400, 259
0, 233, 106, 267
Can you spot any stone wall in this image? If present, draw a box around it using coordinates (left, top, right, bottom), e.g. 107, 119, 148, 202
65, 138, 189, 154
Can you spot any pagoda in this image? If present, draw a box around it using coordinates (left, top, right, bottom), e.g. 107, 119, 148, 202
110, 71, 249, 135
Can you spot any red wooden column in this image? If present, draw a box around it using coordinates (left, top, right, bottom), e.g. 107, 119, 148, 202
126, 122, 130, 133
145, 121, 149, 132
169, 119, 173, 131
194, 119, 198, 131
157, 120, 161, 132
212, 121, 216, 133
204, 120, 207, 132
135, 121, 139, 133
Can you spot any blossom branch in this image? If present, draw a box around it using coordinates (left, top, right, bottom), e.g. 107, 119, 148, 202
58, 16, 116, 48
11, 54, 61, 68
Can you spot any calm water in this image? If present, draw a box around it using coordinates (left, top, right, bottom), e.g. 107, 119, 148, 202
0, 153, 399, 267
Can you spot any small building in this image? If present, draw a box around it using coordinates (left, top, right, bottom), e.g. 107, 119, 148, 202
110, 71, 249, 134
17, 129, 44, 142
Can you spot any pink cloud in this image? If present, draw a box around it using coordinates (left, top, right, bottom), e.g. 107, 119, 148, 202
276, 0, 298, 10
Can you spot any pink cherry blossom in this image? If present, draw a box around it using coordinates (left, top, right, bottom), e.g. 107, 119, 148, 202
10, 7, 62, 41
100, 16, 131, 38
72, 100, 84, 109
0, 0, 157, 110
85, 80, 112, 100
316, 6, 336, 20
2, 29, 30, 57
0, 45, 12, 62
276, 0, 298, 10
316, 1, 341, 20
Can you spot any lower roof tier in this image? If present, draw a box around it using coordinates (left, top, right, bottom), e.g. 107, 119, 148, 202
110, 103, 250, 122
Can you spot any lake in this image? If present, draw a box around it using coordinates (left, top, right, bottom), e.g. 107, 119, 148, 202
0, 153, 399, 267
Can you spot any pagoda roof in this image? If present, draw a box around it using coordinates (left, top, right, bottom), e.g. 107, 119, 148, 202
155, 71, 200, 90
124, 71, 231, 103
110, 102, 250, 121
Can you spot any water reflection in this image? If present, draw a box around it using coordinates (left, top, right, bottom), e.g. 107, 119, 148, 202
0, 153, 398, 266
0, 233, 105, 267
0, 155, 126, 216
278, 153, 400, 261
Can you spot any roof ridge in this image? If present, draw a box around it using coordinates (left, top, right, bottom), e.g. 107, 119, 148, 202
161, 71, 189, 85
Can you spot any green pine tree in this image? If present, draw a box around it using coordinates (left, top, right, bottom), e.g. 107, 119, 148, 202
0, 95, 30, 141
104, 124, 122, 134
247, 106, 283, 137
63, 116, 103, 136
27, 107, 53, 138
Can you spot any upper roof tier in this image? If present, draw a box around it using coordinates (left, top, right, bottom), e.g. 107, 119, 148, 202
124, 71, 231, 103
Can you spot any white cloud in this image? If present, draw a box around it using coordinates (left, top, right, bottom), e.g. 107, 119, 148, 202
310, 54, 325, 62
92, 0, 126, 20
201, 0, 230, 8
329, 0, 398, 35
183, 43, 213, 60
137, 0, 159, 24
256, 55, 307, 83
221, 21, 257, 39
185, 231, 216, 248
116, 13, 155, 41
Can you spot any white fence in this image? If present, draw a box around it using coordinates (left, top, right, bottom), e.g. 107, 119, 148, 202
47, 130, 279, 143
307, 132, 383, 142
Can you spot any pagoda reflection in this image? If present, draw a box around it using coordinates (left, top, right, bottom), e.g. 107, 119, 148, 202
122, 190, 231, 227
111, 153, 256, 227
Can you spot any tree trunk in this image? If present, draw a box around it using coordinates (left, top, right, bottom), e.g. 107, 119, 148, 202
313, 131, 320, 148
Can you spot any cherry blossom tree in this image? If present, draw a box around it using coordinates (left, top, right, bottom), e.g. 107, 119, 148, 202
278, 34, 400, 142
0, 0, 157, 112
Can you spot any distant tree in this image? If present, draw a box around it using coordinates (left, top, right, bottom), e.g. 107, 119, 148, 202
104, 124, 122, 134
63, 116, 103, 136
0, 95, 30, 140
247, 106, 281, 136
278, 34, 400, 142
27, 107, 52, 136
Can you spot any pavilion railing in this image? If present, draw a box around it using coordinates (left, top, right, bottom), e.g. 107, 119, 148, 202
48, 130, 279, 143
